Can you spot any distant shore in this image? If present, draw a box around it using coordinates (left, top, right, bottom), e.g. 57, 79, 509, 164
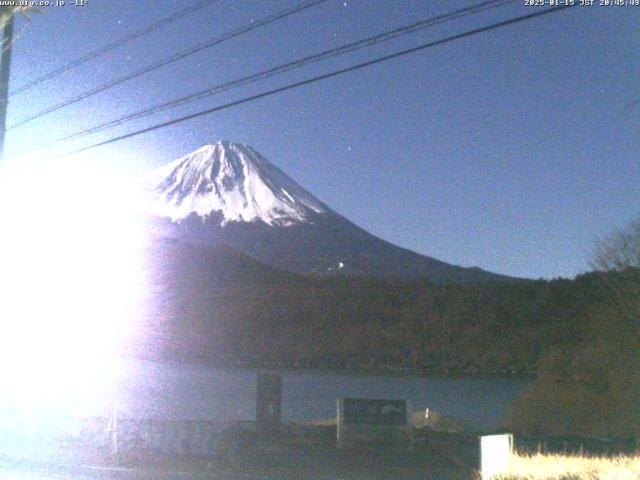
126, 351, 537, 380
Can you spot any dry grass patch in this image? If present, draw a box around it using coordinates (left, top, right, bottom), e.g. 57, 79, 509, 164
495, 452, 640, 480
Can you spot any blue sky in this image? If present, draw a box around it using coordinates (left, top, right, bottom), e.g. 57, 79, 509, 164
5, 0, 640, 279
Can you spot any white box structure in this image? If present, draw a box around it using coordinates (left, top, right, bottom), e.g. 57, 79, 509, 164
480, 433, 514, 480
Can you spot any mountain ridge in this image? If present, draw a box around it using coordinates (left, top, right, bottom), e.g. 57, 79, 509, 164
145, 141, 513, 283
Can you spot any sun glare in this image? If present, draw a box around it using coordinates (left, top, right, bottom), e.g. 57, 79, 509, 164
0, 157, 147, 408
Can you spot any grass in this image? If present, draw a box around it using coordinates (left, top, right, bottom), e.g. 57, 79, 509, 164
495, 451, 640, 480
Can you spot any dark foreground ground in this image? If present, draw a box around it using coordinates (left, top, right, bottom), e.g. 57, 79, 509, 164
0, 429, 480, 480
3, 425, 631, 480
0, 451, 471, 480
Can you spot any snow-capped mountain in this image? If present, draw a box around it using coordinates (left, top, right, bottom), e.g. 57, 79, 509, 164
147, 141, 324, 226
146, 141, 510, 283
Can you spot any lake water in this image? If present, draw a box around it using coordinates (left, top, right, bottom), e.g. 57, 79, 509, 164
1, 358, 529, 436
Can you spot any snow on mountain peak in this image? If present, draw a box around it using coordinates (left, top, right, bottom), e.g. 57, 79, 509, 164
147, 141, 326, 226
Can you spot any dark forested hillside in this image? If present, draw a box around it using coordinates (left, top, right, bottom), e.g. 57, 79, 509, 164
128, 238, 636, 380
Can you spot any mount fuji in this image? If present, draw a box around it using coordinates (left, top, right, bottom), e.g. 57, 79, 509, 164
145, 140, 509, 283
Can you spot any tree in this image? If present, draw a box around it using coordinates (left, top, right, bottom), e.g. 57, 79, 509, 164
592, 217, 640, 329
0, 7, 34, 28
593, 218, 640, 271
507, 216, 640, 438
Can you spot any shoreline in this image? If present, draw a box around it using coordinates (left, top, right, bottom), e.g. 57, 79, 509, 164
124, 352, 536, 381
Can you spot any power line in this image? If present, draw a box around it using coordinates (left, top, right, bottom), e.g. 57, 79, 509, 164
38, 0, 514, 149
18, 0, 516, 156
8, 0, 328, 130
9, 0, 220, 97
67, 4, 576, 157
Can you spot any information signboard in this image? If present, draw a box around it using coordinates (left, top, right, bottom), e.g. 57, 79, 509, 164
343, 398, 407, 426
337, 397, 412, 449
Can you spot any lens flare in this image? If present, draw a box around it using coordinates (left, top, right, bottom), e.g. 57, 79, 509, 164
0, 159, 146, 410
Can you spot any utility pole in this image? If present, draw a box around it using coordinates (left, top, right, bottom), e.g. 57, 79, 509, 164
0, 11, 14, 167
